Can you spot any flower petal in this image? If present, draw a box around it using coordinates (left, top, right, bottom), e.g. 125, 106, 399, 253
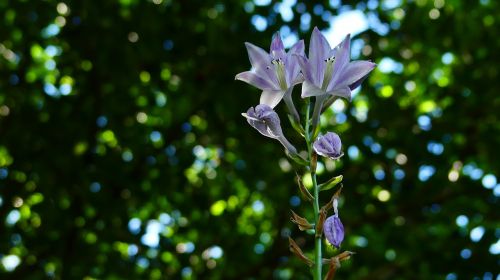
255, 104, 284, 138
333, 34, 351, 72
309, 27, 331, 85
289, 39, 305, 55
285, 40, 305, 84
295, 54, 314, 83
301, 80, 326, 98
270, 32, 285, 59
334, 60, 376, 89
260, 89, 286, 108
235, 71, 277, 90
328, 34, 351, 89
244, 42, 274, 81
349, 72, 369, 90
313, 138, 330, 157
243, 107, 273, 138
324, 215, 344, 248
284, 58, 299, 86
313, 132, 342, 159
327, 86, 352, 101
290, 74, 305, 86
326, 132, 342, 152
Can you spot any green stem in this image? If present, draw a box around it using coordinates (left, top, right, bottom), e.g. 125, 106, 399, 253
284, 90, 301, 126
311, 96, 326, 138
305, 99, 311, 149
312, 171, 321, 279
305, 98, 322, 280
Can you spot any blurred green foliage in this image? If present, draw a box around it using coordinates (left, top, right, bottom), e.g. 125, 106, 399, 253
0, 0, 499, 279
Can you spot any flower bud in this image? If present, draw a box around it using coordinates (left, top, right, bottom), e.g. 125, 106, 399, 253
324, 215, 344, 248
242, 104, 298, 155
323, 198, 344, 248
313, 132, 343, 160
243, 104, 282, 139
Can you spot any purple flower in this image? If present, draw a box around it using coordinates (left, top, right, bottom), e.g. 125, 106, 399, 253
296, 27, 376, 101
235, 33, 305, 108
242, 104, 297, 154
313, 132, 343, 160
323, 198, 344, 248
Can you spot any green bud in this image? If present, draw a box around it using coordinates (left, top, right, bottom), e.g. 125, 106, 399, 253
319, 175, 343, 192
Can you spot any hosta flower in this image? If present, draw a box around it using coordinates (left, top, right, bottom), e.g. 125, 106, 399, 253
235, 33, 305, 108
324, 198, 344, 248
296, 27, 376, 101
242, 104, 297, 154
313, 132, 343, 160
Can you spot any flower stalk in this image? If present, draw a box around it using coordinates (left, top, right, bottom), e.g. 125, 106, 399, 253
304, 99, 323, 279
236, 27, 375, 280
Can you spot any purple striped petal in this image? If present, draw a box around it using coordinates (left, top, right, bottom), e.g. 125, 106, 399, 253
295, 54, 314, 83
323, 215, 344, 248
313, 132, 343, 159
235, 71, 277, 90
270, 32, 285, 59
243, 104, 283, 139
309, 27, 331, 86
286, 40, 305, 85
329, 34, 351, 88
244, 42, 274, 81
243, 107, 271, 138
333, 60, 376, 89
301, 80, 326, 98
349, 72, 369, 90
327, 86, 352, 101
243, 104, 298, 154
327, 34, 351, 91
289, 39, 305, 55
333, 34, 351, 72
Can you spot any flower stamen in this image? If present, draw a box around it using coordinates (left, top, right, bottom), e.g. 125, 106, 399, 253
272, 58, 288, 90
321, 57, 336, 91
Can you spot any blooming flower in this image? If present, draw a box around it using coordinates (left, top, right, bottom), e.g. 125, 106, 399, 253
296, 27, 376, 101
235, 33, 305, 108
323, 198, 344, 248
313, 132, 343, 160
242, 104, 297, 154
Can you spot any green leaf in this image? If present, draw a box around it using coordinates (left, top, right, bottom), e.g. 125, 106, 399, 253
319, 175, 343, 192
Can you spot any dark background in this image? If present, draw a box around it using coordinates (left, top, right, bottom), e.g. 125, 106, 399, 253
0, 0, 499, 279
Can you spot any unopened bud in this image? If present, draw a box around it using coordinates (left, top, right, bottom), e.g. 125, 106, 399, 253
242, 104, 298, 155
313, 132, 343, 160
323, 214, 344, 248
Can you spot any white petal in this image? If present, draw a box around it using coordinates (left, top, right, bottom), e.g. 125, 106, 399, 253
260, 90, 286, 108
327, 86, 352, 101
301, 80, 326, 98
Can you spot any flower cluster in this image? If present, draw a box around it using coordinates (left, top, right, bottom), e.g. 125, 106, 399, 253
236, 27, 375, 280
236, 27, 374, 156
